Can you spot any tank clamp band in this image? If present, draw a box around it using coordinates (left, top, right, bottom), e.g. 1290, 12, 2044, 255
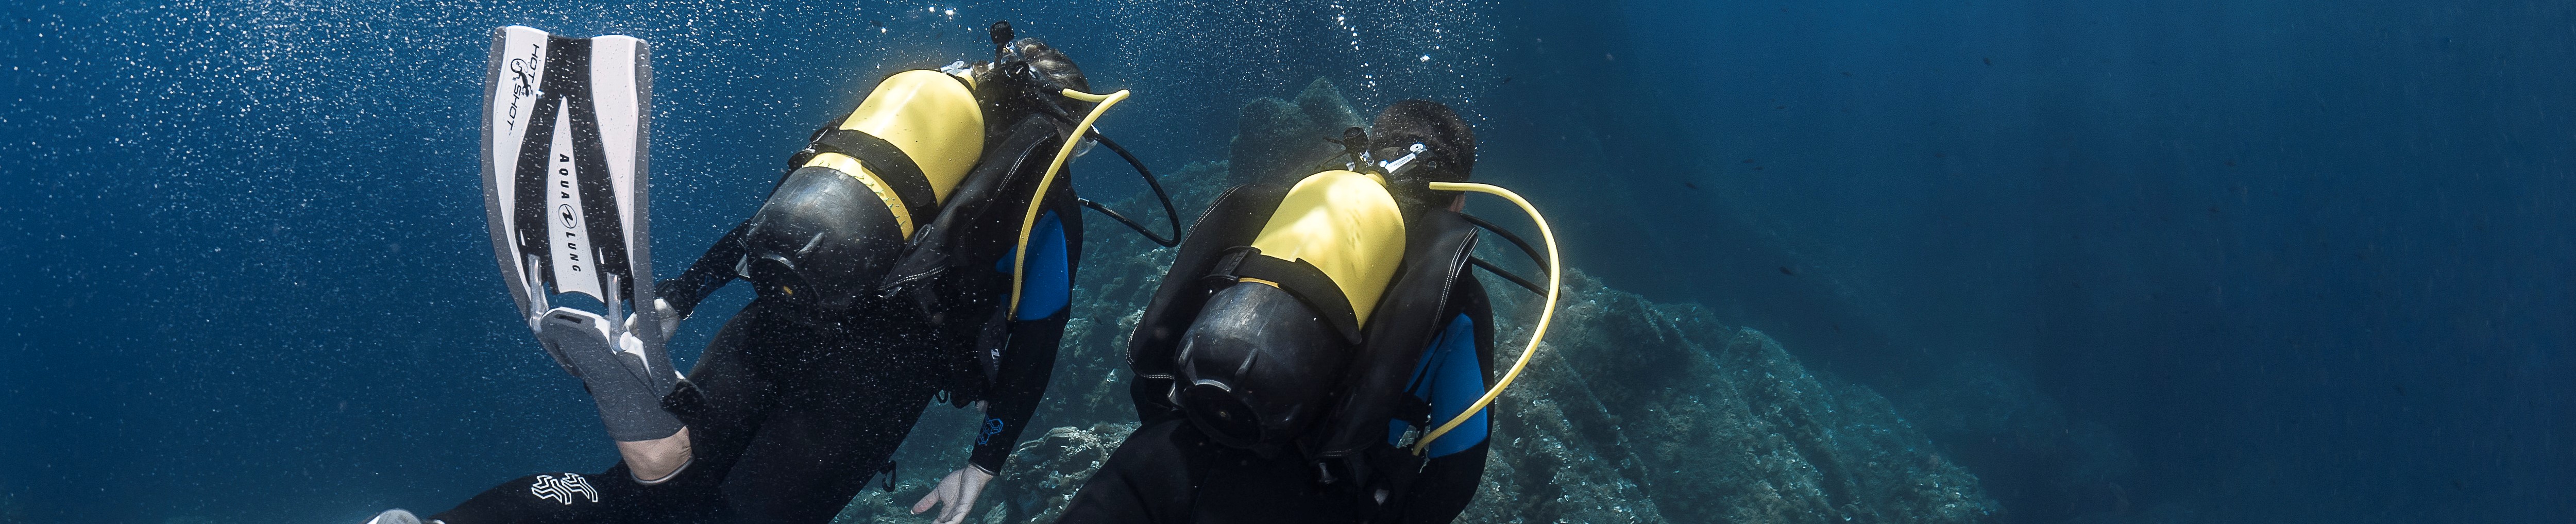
1201, 246, 1364, 345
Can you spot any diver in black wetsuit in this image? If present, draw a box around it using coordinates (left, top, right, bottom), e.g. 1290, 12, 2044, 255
375, 24, 1157, 524
1059, 100, 1545, 524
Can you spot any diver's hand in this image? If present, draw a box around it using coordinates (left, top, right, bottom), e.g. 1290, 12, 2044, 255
624, 298, 681, 340
910, 466, 995, 524
653, 298, 680, 340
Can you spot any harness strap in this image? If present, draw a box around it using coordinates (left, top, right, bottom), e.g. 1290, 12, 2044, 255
791, 128, 944, 227
1205, 246, 1365, 345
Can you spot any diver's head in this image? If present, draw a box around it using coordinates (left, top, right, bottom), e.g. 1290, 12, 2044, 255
972, 34, 1098, 134
735, 168, 906, 316
1174, 283, 1351, 455
980, 36, 1093, 115
1010, 38, 1090, 93
1368, 99, 1476, 210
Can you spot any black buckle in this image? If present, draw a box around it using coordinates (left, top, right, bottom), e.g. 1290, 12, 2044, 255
1202, 246, 1255, 287
786, 124, 835, 168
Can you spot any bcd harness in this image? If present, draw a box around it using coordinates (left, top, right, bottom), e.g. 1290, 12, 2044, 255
1127, 180, 1492, 504
765, 54, 1176, 401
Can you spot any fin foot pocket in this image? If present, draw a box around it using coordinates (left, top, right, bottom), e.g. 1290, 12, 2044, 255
364, 509, 422, 524
537, 308, 683, 442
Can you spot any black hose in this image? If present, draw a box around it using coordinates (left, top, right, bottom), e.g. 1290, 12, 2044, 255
1078, 197, 1177, 247
1079, 129, 1183, 247
1469, 256, 1547, 296
1460, 213, 1550, 274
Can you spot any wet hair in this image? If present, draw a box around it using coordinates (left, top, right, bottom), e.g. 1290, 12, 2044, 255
980, 37, 1094, 122
1369, 99, 1476, 209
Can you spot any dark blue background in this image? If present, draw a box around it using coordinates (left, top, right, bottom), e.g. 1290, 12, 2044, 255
4, 1, 2567, 522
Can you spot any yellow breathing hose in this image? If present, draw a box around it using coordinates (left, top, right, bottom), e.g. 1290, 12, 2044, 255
1009, 88, 1130, 318
1411, 181, 1560, 455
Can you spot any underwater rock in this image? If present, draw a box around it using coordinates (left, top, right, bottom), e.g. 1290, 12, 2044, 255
1461, 272, 1996, 523
1227, 78, 1364, 186
828, 424, 1136, 524
986, 423, 1138, 523
1895, 357, 2140, 521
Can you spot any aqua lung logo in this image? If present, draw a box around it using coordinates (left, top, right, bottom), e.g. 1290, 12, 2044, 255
554, 153, 585, 273
529, 472, 600, 504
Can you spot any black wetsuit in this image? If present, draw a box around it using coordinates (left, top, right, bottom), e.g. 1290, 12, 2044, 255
429, 181, 1084, 524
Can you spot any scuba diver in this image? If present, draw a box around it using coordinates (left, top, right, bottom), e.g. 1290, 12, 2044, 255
1055, 99, 1564, 523
373, 21, 1180, 524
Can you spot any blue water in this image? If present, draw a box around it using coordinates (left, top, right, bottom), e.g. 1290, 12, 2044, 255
5, 1, 2568, 523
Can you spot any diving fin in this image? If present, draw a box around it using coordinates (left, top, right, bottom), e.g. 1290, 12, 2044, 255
479, 25, 681, 442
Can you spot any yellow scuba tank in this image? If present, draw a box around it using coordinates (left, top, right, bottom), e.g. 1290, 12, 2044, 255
1245, 170, 1409, 324
1166, 168, 1412, 451
800, 69, 987, 239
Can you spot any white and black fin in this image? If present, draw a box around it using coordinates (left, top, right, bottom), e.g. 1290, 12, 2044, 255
363, 509, 423, 524
481, 25, 653, 325
480, 26, 681, 442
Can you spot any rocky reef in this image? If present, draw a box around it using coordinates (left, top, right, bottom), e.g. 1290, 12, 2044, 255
833, 81, 1998, 524
1225, 78, 1366, 187
1455, 272, 1993, 523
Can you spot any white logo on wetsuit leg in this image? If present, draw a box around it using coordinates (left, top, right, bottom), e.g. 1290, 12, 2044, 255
529, 473, 601, 504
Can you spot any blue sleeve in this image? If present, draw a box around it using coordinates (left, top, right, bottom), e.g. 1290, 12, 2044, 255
971, 210, 1072, 472
1000, 211, 1073, 320
1389, 313, 1488, 458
